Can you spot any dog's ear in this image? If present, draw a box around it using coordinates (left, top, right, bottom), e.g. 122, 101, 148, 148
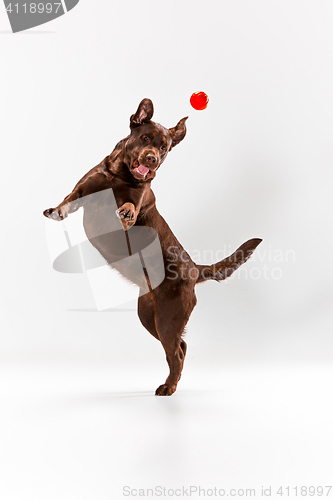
130, 99, 154, 128
109, 137, 128, 162
169, 117, 188, 148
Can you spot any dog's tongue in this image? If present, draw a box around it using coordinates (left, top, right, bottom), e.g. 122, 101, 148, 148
137, 164, 150, 176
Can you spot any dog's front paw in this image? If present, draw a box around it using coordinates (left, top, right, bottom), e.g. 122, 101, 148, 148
43, 206, 68, 221
116, 206, 135, 222
116, 203, 136, 229
155, 384, 177, 396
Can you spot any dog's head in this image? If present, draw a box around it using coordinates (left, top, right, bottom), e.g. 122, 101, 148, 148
122, 99, 188, 181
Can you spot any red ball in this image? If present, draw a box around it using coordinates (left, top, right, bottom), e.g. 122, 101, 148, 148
190, 91, 209, 110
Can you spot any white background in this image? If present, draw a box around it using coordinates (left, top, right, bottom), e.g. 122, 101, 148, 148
1, 1, 333, 499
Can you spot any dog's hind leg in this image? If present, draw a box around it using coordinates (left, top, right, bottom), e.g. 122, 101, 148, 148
137, 293, 159, 340
154, 291, 196, 396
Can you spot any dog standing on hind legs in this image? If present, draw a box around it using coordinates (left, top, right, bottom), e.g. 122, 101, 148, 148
43, 98, 262, 396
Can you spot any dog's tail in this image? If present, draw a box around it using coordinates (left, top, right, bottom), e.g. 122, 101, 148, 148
195, 238, 262, 284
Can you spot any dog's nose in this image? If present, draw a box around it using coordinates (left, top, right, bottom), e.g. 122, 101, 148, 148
145, 154, 157, 165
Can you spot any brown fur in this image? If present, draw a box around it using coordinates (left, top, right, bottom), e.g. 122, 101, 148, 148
44, 99, 262, 396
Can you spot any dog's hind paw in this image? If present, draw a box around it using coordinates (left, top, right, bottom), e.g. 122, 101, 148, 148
155, 384, 177, 396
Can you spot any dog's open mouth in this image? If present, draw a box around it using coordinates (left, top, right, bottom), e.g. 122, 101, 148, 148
132, 160, 151, 179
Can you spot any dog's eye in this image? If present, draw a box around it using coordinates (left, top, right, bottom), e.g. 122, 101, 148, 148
142, 136, 149, 142
161, 145, 166, 151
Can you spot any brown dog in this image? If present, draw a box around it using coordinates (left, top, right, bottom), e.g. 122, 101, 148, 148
44, 98, 262, 396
